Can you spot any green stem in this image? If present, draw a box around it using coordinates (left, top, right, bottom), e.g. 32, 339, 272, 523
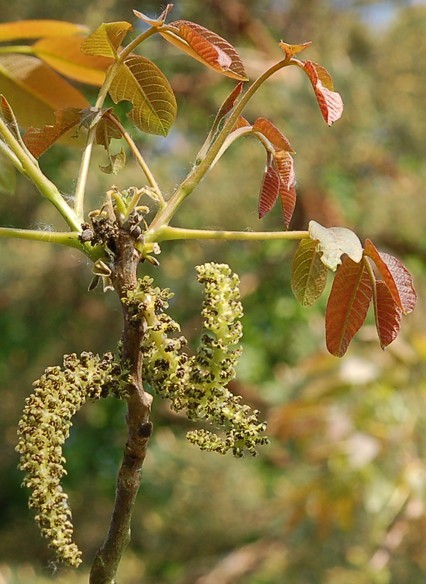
73, 26, 160, 220
0, 118, 81, 231
147, 58, 291, 234
147, 225, 309, 244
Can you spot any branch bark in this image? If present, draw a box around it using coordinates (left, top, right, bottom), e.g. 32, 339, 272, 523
89, 231, 152, 584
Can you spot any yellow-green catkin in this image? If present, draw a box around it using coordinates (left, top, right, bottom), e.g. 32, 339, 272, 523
16, 352, 118, 567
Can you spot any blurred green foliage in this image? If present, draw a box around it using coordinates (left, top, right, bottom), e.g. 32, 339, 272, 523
1, 1, 425, 582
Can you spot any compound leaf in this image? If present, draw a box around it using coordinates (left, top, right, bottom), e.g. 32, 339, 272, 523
81, 21, 132, 58
326, 256, 373, 357
364, 239, 417, 315
291, 238, 328, 307
108, 55, 177, 136
161, 20, 248, 80
303, 61, 343, 125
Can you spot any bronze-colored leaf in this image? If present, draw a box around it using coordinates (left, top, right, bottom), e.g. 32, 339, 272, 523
364, 239, 417, 315
133, 4, 174, 27
81, 21, 132, 59
23, 108, 83, 158
258, 155, 280, 218
95, 112, 122, 150
326, 256, 373, 357
232, 115, 251, 131
303, 61, 343, 125
161, 20, 248, 81
253, 117, 294, 153
0, 20, 87, 41
0, 54, 88, 128
108, 55, 177, 136
279, 40, 312, 59
33, 36, 112, 86
291, 238, 328, 307
0, 94, 21, 141
373, 280, 402, 349
275, 151, 296, 228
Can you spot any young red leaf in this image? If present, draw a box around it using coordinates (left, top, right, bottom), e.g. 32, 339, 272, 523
81, 22, 132, 59
373, 280, 402, 349
23, 108, 83, 158
258, 155, 280, 218
0, 95, 21, 141
364, 239, 417, 314
279, 40, 312, 59
291, 238, 328, 307
303, 61, 343, 125
275, 151, 296, 227
133, 4, 174, 27
253, 117, 294, 153
232, 116, 251, 130
161, 20, 248, 81
326, 256, 373, 357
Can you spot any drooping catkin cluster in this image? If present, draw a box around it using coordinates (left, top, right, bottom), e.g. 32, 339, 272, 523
133, 263, 268, 457
16, 352, 119, 567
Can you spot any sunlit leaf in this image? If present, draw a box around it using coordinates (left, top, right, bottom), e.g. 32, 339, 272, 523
0, 20, 87, 41
108, 55, 177, 136
253, 117, 294, 153
291, 238, 328, 307
23, 108, 83, 158
232, 115, 251, 130
81, 21, 132, 59
364, 239, 417, 315
161, 20, 248, 81
309, 221, 363, 271
303, 61, 343, 125
374, 280, 402, 349
99, 147, 126, 175
279, 40, 312, 59
258, 155, 280, 218
0, 150, 16, 195
33, 36, 112, 86
0, 94, 21, 141
326, 256, 373, 357
275, 151, 296, 227
0, 54, 88, 128
133, 4, 174, 27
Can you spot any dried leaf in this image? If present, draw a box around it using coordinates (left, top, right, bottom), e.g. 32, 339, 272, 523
279, 40, 312, 59
258, 156, 280, 218
99, 148, 126, 175
291, 238, 328, 307
133, 4, 174, 27
161, 20, 248, 81
81, 21, 132, 58
275, 151, 296, 227
364, 240, 416, 315
374, 280, 402, 349
33, 36, 112, 86
0, 20, 87, 41
108, 55, 177, 136
303, 61, 343, 125
326, 256, 373, 357
309, 221, 363, 272
23, 108, 83, 158
95, 112, 122, 149
253, 117, 294, 153
0, 54, 88, 128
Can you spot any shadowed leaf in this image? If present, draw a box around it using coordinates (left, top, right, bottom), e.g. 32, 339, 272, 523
0, 20, 87, 41
23, 108, 83, 158
99, 148, 126, 175
82, 21, 132, 58
0, 150, 16, 195
95, 112, 122, 149
33, 36, 112, 86
133, 4, 174, 27
374, 280, 402, 349
0, 54, 88, 128
0, 95, 21, 141
364, 239, 417, 314
309, 221, 363, 271
253, 117, 294, 153
326, 256, 373, 357
258, 156, 280, 218
291, 238, 328, 307
279, 40, 312, 59
108, 55, 177, 136
303, 61, 343, 125
161, 20, 248, 80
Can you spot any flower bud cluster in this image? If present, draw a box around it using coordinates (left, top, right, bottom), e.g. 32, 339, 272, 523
140, 263, 268, 457
16, 352, 118, 567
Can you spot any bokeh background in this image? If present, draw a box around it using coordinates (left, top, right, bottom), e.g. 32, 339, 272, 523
1, 1, 426, 582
